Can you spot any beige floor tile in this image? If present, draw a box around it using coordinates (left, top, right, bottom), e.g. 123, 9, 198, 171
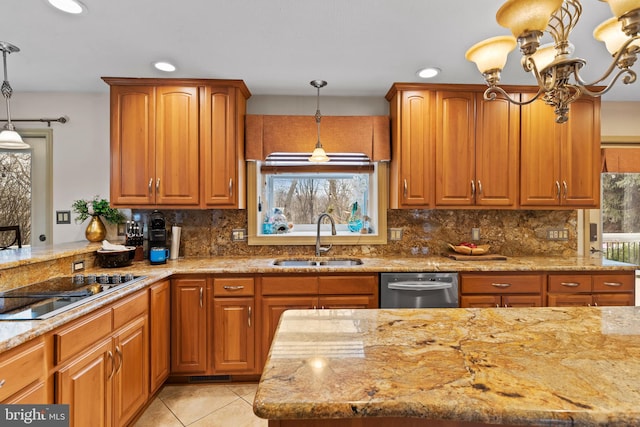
226, 383, 259, 402
188, 398, 268, 427
159, 384, 239, 426
133, 398, 183, 427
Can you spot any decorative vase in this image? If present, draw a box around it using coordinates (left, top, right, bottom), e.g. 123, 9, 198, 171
85, 215, 106, 242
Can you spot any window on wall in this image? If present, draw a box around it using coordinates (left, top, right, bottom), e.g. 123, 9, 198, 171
247, 155, 388, 246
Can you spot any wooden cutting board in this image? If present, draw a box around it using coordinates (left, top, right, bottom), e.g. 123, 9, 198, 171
447, 253, 507, 261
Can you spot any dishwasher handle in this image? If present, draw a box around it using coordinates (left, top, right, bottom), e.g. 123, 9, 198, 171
387, 281, 453, 291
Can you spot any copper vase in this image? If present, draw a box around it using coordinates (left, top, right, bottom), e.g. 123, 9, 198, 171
85, 215, 106, 242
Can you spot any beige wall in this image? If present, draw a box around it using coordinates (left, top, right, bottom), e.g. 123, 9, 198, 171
601, 101, 640, 138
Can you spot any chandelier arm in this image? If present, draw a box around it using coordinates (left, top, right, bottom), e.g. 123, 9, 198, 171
575, 36, 640, 87
578, 69, 637, 97
484, 86, 544, 105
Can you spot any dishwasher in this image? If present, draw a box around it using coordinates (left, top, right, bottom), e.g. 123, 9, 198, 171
380, 272, 459, 308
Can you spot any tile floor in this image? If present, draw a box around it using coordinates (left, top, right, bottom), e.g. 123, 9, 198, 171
133, 382, 268, 427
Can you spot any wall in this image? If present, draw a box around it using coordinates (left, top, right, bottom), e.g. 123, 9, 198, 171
7, 92, 640, 253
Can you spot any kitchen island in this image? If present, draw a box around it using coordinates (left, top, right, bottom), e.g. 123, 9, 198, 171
253, 307, 640, 426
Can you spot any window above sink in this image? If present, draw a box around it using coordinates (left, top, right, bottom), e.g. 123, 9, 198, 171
247, 160, 388, 246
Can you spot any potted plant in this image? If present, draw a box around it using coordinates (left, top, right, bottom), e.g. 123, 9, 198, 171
72, 196, 125, 242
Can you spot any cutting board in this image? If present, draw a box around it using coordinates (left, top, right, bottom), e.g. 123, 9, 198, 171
447, 253, 507, 261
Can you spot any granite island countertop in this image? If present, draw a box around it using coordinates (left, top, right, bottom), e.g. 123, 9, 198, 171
253, 307, 640, 427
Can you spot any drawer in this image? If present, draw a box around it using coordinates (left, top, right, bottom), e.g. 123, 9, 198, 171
318, 275, 378, 295
262, 276, 318, 295
54, 308, 112, 364
460, 274, 543, 294
0, 338, 46, 401
213, 277, 255, 296
113, 289, 148, 330
593, 273, 634, 293
548, 274, 592, 293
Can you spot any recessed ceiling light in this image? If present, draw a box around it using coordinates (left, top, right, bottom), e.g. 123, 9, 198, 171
154, 61, 177, 72
47, 0, 87, 14
416, 67, 441, 79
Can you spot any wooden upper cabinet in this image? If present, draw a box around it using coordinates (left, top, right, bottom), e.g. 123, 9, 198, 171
435, 91, 519, 207
104, 77, 250, 209
201, 86, 247, 208
520, 95, 600, 208
389, 90, 433, 208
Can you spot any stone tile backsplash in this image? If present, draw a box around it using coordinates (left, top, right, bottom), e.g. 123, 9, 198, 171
135, 209, 577, 258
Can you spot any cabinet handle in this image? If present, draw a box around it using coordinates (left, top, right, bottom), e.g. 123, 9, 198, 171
248, 306, 252, 328
115, 346, 123, 374
403, 179, 408, 199
223, 285, 245, 291
496, 304, 500, 308
555, 181, 561, 200
148, 178, 153, 195
0, 379, 5, 388
491, 283, 512, 288
504, 304, 509, 308
470, 181, 476, 197
229, 178, 233, 197
156, 178, 160, 193
107, 351, 116, 380
199, 287, 203, 308
562, 181, 568, 199
477, 180, 483, 195
560, 282, 580, 287
603, 282, 623, 287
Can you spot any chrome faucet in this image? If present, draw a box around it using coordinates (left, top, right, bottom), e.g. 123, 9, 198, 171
315, 213, 336, 256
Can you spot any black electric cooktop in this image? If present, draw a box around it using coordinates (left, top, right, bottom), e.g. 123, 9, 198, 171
0, 274, 145, 320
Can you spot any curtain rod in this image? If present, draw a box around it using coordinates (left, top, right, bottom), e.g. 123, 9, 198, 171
0, 116, 69, 127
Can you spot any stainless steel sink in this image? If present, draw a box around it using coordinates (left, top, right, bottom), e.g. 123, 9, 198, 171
272, 258, 363, 267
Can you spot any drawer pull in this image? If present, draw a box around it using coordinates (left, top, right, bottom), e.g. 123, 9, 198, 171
560, 282, 580, 287
223, 285, 245, 291
603, 282, 623, 287
0, 379, 5, 388
491, 283, 512, 288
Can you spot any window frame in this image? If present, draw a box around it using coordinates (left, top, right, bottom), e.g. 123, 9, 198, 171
246, 161, 388, 246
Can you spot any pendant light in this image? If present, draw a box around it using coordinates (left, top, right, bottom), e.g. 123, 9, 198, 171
0, 42, 29, 150
308, 80, 330, 162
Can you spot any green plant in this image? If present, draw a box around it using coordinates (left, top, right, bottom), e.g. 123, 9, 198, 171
72, 196, 125, 224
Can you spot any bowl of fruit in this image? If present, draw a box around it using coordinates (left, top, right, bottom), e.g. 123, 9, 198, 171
448, 242, 490, 255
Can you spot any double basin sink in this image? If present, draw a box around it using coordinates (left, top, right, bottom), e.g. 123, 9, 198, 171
272, 258, 363, 267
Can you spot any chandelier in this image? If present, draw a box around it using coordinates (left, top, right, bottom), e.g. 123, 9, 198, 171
465, 0, 640, 123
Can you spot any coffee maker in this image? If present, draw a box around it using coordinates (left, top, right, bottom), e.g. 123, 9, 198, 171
148, 210, 167, 262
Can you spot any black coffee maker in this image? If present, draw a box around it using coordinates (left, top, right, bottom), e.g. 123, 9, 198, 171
148, 210, 167, 258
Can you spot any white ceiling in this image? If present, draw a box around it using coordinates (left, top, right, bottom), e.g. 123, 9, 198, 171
4, 0, 640, 100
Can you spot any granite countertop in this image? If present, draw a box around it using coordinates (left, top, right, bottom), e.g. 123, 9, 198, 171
254, 307, 640, 426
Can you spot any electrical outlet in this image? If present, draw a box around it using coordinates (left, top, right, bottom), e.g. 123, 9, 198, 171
72, 260, 85, 272
231, 229, 247, 241
471, 228, 480, 241
389, 228, 403, 241
546, 228, 569, 241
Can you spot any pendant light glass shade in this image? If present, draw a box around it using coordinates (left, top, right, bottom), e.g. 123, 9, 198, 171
0, 128, 29, 150
309, 146, 330, 162
594, 16, 639, 54
465, 36, 517, 73
0, 42, 28, 150
496, 0, 563, 37
604, 0, 640, 18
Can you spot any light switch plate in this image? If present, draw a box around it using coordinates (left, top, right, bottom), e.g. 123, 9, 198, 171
232, 229, 247, 241
389, 228, 403, 241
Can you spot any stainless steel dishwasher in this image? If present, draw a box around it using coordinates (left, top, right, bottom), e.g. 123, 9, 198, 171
380, 272, 459, 308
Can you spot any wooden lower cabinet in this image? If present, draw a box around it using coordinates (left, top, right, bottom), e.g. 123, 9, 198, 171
459, 273, 544, 308
0, 337, 49, 403
55, 290, 149, 427
171, 277, 208, 374
149, 280, 170, 393
547, 272, 635, 307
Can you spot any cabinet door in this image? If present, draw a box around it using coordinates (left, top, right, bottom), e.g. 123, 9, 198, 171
261, 296, 317, 365
391, 90, 432, 208
548, 294, 592, 307
520, 95, 563, 206
460, 295, 501, 308
502, 294, 542, 307
109, 85, 156, 206
213, 297, 255, 373
318, 295, 376, 309
155, 86, 200, 206
171, 278, 207, 373
57, 339, 113, 427
474, 94, 519, 207
113, 316, 148, 427
202, 86, 240, 207
435, 91, 475, 206
149, 280, 170, 394
561, 97, 600, 207
593, 293, 635, 306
